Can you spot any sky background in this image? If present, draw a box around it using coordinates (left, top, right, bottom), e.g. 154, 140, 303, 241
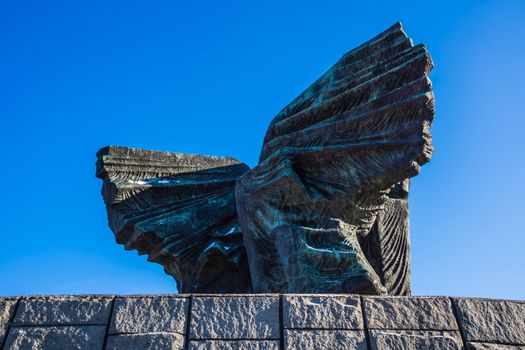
1, 0, 524, 299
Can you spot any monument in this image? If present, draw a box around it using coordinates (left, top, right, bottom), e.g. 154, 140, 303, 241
96, 22, 434, 295
1, 22, 523, 350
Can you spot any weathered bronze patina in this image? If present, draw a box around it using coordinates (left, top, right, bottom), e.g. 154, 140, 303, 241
97, 22, 434, 294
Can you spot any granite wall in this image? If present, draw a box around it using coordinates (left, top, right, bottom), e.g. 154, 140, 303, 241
0, 295, 524, 349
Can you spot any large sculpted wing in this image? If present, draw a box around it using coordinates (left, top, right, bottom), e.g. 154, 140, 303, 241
236, 22, 434, 293
96, 146, 252, 293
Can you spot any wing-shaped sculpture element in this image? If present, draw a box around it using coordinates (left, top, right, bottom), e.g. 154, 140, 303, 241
236, 22, 434, 293
96, 22, 434, 295
96, 146, 252, 293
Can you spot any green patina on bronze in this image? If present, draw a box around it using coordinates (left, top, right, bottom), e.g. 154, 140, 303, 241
96, 22, 434, 294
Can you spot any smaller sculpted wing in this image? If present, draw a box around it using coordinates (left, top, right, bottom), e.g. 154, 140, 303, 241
236, 22, 434, 293
96, 146, 251, 293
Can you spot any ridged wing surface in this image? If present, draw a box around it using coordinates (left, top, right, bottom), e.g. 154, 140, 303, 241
236, 22, 434, 293
260, 22, 433, 210
96, 146, 252, 293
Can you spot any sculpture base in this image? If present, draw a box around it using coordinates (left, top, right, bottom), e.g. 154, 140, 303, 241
1, 294, 524, 349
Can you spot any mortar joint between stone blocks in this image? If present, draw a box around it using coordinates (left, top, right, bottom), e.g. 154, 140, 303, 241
360, 296, 372, 350
101, 296, 116, 350
1, 297, 21, 350
183, 295, 193, 350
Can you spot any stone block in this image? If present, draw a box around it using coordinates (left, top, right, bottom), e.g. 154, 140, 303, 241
190, 296, 279, 339
284, 330, 367, 349
364, 296, 458, 330
454, 298, 525, 345
13, 296, 112, 326
369, 330, 463, 350
106, 333, 185, 350
109, 296, 188, 334
4, 326, 105, 350
467, 343, 525, 349
1, 297, 18, 344
283, 294, 362, 329
189, 340, 279, 350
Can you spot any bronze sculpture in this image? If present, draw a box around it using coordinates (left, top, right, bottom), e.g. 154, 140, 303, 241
97, 22, 434, 295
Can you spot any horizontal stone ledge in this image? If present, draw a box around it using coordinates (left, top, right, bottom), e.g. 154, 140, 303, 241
0, 294, 523, 349
466, 342, 525, 350
12, 295, 113, 326
453, 297, 525, 345
4, 325, 106, 350
368, 330, 464, 350
363, 296, 459, 331
285, 330, 367, 349
107, 332, 186, 350
189, 340, 280, 350
283, 295, 363, 330
189, 295, 280, 340
109, 296, 188, 335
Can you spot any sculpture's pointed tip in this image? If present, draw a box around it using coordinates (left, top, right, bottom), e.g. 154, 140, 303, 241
390, 21, 412, 45
96, 145, 111, 157
391, 21, 406, 34
378, 21, 407, 39
96, 145, 127, 158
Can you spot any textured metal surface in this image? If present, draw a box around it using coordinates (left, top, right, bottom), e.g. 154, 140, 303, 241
96, 146, 252, 293
237, 22, 433, 293
96, 22, 434, 294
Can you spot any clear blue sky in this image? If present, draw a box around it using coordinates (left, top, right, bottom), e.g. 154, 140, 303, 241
1, 0, 524, 299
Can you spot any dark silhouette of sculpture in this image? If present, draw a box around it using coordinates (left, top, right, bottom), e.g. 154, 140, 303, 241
96, 22, 434, 295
